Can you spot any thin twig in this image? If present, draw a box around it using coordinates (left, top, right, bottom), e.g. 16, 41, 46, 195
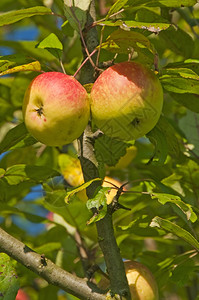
96, 26, 105, 67
69, 6, 97, 70
90, 8, 125, 28
73, 49, 98, 78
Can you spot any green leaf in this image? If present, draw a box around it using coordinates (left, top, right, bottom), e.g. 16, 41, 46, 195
37, 33, 63, 50
179, 111, 199, 156
150, 216, 199, 251
160, 67, 199, 94
0, 60, 41, 76
171, 259, 196, 287
37, 33, 63, 60
147, 116, 184, 164
63, 0, 92, 31
151, 193, 197, 222
0, 98, 13, 122
0, 253, 19, 300
98, 19, 170, 33
86, 187, 109, 224
34, 242, 62, 254
0, 54, 34, 73
87, 205, 107, 225
99, 28, 155, 55
3, 164, 59, 185
0, 123, 37, 154
0, 123, 28, 154
64, 178, 102, 203
106, 0, 128, 19
43, 194, 91, 229
0, 6, 52, 26
126, 0, 197, 8
0, 168, 5, 177
170, 93, 199, 113
147, 125, 168, 165
0, 41, 56, 62
159, 26, 194, 58
166, 59, 199, 75
87, 187, 110, 210
94, 134, 129, 167
151, 116, 184, 161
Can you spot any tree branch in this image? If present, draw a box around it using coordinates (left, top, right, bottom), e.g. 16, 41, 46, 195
77, 1, 132, 298
0, 227, 106, 300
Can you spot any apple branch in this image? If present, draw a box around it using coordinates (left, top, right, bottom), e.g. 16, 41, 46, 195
0, 227, 106, 300
78, 1, 131, 299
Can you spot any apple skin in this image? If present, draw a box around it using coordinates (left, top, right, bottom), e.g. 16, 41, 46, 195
124, 260, 159, 300
16, 289, 29, 300
23, 72, 90, 146
99, 260, 159, 300
91, 62, 163, 141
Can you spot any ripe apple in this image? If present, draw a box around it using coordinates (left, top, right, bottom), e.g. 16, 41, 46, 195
23, 72, 90, 146
91, 61, 163, 141
16, 289, 29, 300
99, 260, 159, 300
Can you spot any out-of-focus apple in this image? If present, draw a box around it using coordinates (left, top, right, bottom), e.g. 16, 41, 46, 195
16, 289, 29, 300
99, 260, 159, 300
108, 145, 137, 170
58, 154, 125, 204
91, 61, 163, 141
102, 176, 126, 204
23, 72, 90, 146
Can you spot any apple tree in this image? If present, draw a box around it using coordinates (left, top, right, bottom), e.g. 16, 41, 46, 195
0, 0, 199, 299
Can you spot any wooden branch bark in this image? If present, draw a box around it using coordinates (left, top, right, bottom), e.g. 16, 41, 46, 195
0, 227, 106, 300
78, 1, 132, 299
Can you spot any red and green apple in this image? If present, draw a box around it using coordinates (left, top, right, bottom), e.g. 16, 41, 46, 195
91, 61, 163, 141
23, 72, 90, 146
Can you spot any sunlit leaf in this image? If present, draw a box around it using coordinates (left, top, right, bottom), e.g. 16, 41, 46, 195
126, 0, 197, 8
86, 187, 109, 224
105, 0, 128, 20
3, 164, 59, 185
63, 0, 92, 31
98, 19, 170, 33
100, 28, 155, 55
64, 178, 102, 203
150, 217, 199, 251
151, 193, 197, 222
0, 61, 41, 76
160, 67, 199, 94
0, 6, 52, 26
37, 33, 63, 59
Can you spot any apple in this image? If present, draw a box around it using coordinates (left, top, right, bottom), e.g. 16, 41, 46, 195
91, 61, 163, 141
16, 289, 29, 300
23, 72, 90, 146
99, 260, 159, 300
58, 153, 125, 203
108, 145, 137, 170
102, 176, 126, 204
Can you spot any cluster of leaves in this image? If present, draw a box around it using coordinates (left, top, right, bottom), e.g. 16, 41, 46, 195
0, 0, 199, 299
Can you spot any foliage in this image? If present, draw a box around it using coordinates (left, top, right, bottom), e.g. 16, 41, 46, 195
0, 0, 199, 299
